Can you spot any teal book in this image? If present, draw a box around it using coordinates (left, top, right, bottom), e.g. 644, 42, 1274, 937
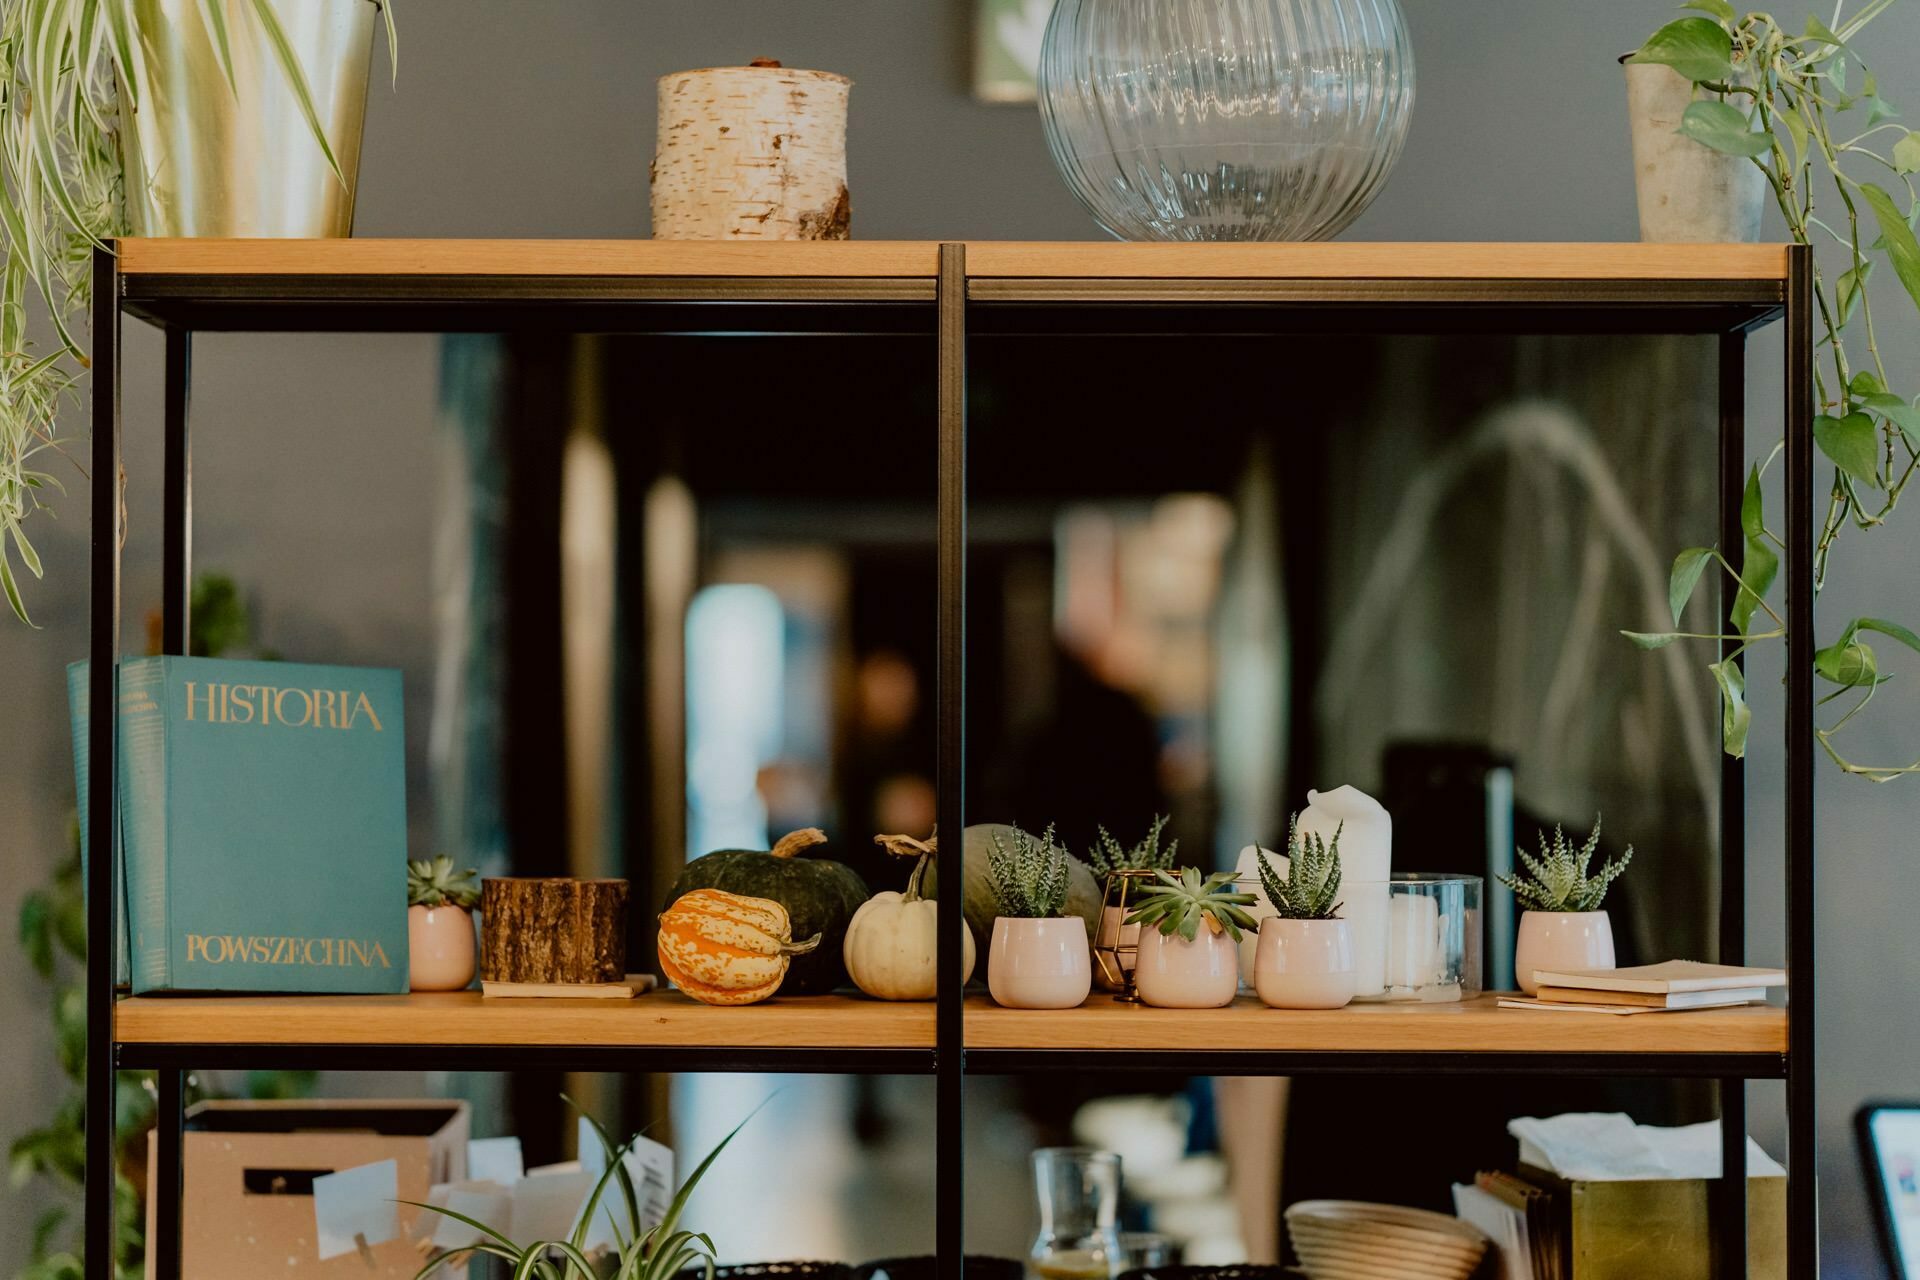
66, 663, 130, 987
104, 657, 410, 994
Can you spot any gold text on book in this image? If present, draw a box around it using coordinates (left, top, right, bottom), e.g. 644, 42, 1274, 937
182, 682, 385, 731
184, 934, 394, 968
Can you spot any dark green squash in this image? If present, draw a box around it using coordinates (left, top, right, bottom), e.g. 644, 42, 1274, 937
664, 828, 869, 994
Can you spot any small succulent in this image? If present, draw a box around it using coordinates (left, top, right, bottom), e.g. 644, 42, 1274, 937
1257, 814, 1344, 921
1498, 815, 1633, 913
988, 824, 1071, 918
407, 856, 481, 910
1087, 813, 1180, 877
1125, 867, 1258, 941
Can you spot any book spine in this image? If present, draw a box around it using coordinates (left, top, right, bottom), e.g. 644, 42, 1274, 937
67, 663, 130, 987
116, 660, 171, 992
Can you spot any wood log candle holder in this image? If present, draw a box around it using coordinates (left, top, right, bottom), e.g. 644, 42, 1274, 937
480, 878, 628, 993
651, 58, 852, 241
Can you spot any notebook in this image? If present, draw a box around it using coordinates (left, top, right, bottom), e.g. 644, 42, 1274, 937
1533, 985, 1768, 1009
1528, 960, 1785, 995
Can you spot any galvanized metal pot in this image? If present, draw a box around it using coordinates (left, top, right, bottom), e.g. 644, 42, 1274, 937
117, 0, 379, 237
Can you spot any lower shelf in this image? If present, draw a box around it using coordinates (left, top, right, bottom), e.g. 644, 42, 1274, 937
113, 990, 935, 1073
109, 989, 1787, 1078
963, 994, 1788, 1078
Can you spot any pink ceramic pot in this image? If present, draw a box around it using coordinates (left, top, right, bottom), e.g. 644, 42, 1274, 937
1514, 910, 1615, 995
1134, 925, 1239, 1008
408, 904, 476, 992
1253, 917, 1356, 1010
988, 917, 1092, 1009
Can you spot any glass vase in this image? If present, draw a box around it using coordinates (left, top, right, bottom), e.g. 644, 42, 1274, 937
1028, 1147, 1123, 1279
1037, 0, 1415, 242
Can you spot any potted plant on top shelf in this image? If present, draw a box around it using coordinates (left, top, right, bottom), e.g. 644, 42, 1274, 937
1500, 815, 1634, 996
0, 0, 398, 625
406, 855, 480, 992
1123, 867, 1257, 1009
1624, 0, 1920, 781
985, 823, 1091, 1010
1252, 814, 1355, 1010
1087, 813, 1180, 989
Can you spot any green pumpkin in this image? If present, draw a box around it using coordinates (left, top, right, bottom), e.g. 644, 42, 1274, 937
922, 823, 1103, 948
665, 828, 869, 995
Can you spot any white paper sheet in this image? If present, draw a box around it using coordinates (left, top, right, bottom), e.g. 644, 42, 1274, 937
312, 1159, 399, 1261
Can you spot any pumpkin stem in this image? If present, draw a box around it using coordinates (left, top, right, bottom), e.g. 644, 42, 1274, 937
771, 828, 829, 859
875, 832, 937, 903
784, 931, 824, 955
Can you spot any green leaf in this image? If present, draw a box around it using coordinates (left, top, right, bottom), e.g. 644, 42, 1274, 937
1815, 639, 1881, 685
1854, 616, 1920, 654
1679, 100, 1774, 157
1815, 411, 1882, 487
1867, 96, 1900, 126
1860, 182, 1920, 317
1860, 392, 1920, 448
1805, 13, 1844, 44
0, 552, 33, 627
1621, 630, 1684, 650
1629, 17, 1735, 83
195, 0, 239, 92
1895, 132, 1920, 174
1709, 658, 1751, 759
1729, 465, 1778, 635
1778, 102, 1812, 166
246, 0, 346, 183
1668, 546, 1715, 625
1851, 369, 1885, 397
1681, 0, 1735, 21
1741, 465, 1766, 541
1836, 259, 1867, 328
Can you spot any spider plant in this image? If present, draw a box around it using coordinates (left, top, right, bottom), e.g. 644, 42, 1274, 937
0, 0, 398, 625
411, 1099, 760, 1280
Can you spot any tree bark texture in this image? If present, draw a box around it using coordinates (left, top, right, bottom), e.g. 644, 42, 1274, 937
652, 62, 852, 240
481, 878, 629, 984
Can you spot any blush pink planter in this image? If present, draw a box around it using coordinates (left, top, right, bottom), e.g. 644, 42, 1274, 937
408, 904, 476, 992
1253, 917, 1356, 1010
1134, 926, 1239, 1008
988, 917, 1092, 1009
1514, 910, 1616, 995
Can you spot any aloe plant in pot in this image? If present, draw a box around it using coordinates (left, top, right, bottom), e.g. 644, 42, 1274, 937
0, 0, 398, 624
985, 824, 1091, 1010
1252, 815, 1355, 1010
1625, 0, 1920, 780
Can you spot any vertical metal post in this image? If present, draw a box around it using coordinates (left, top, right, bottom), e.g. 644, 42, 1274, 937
1783, 243, 1819, 1274
935, 243, 968, 1277
153, 1070, 186, 1280
1713, 330, 1748, 1280
161, 330, 192, 654
84, 244, 121, 1280
153, 325, 193, 1280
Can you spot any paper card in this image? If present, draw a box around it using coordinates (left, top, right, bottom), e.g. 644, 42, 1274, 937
431, 1183, 513, 1250
578, 1115, 609, 1178
468, 1136, 525, 1186
576, 1135, 675, 1252
509, 1166, 595, 1244
312, 1159, 399, 1261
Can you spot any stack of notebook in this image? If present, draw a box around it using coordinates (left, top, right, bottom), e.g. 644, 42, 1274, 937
1499, 961, 1785, 1014
1453, 1170, 1564, 1279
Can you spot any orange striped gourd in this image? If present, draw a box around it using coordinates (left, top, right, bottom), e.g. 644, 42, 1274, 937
658, 888, 823, 1006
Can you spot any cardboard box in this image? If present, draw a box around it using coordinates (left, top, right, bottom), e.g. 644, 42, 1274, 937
146, 1099, 469, 1279
1520, 1163, 1785, 1280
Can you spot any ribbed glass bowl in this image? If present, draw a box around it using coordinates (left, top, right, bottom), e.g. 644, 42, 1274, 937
1037, 0, 1415, 241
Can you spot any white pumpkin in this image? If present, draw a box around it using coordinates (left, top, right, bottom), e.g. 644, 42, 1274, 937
845, 834, 977, 1000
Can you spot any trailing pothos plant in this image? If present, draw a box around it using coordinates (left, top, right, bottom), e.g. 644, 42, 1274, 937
0, 0, 397, 625
1626, 0, 1920, 779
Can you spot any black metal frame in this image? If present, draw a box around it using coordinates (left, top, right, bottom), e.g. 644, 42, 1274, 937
84, 242, 1817, 1280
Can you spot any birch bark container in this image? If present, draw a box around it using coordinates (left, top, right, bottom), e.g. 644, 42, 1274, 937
652, 59, 852, 240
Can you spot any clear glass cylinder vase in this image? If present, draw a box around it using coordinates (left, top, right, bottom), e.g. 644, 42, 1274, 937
1037, 0, 1416, 242
1028, 1147, 1123, 1279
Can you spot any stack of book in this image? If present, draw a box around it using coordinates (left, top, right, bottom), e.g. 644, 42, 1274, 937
1499, 961, 1785, 1014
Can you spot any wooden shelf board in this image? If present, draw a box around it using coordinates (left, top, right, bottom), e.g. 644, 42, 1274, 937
963, 993, 1787, 1056
962, 242, 1791, 282
116, 238, 942, 279
115, 990, 931, 1049
114, 239, 1788, 285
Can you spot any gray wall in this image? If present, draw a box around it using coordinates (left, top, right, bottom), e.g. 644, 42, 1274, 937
1, 2, 1915, 1274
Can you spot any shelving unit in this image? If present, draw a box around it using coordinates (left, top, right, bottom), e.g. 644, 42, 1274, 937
85, 239, 1814, 1280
